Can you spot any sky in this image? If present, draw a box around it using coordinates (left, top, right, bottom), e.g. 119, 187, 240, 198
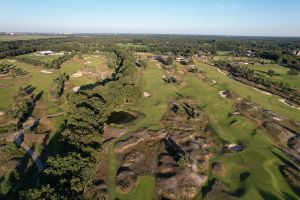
0, 0, 299, 36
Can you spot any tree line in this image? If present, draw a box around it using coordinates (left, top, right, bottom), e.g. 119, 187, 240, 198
21, 49, 141, 199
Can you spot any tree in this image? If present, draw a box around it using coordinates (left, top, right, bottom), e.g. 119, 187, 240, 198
267, 70, 275, 77
0, 171, 19, 198
187, 59, 195, 65
287, 68, 299, 76
42, 153, 92, 198
165, 57, 174, 65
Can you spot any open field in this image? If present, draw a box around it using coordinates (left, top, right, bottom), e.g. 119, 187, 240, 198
104, 60, 300, 200
180, 72, 297, 199
16, 52, 65, 64
195, 61, 300, 121
0, 35, 63, 41
246, 64, 300, 89
0, 54, 111, 113
117, 43, 148, 49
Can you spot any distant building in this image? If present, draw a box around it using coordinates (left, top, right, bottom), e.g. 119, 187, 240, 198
246, 50, 255, 57
292, 50, 300, 57
176, 56, 188, 62
39, 50, 53, 56
153, 55, 169, 62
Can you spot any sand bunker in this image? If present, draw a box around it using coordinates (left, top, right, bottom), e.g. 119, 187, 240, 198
84, 61, 92, 65
72, 71, 83, 78
41, 70, 53, 74
254, 88, 272, 96
212, 80, 217, 84
279, 99, 300, 110
0, 111, 5, 116
219, 90, 228, 98
7, 59, 16, 63
217, 68, 227, 76
143, 92, 151, 97
72, 86, 81, 92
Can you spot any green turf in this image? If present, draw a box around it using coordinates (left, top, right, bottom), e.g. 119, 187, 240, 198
245, 64, 300, 89
16, 53, 64, 64
0, 55, 111, 113
179, 73, 298, 199
195, 61, 300, 122
107, 61, 300, 200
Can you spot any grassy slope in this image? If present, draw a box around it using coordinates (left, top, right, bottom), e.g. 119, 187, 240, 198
107, 61, 300, 199
16, 53, 64, 64
180, 74, 297, 199
0, 54, 109, 113
196, 61, 300, 122
0, 54, 110, 154
107, 61, 178, 200
246, 64, 300, 89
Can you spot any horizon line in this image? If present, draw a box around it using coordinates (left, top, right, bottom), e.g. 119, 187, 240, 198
1, 31, 300, 38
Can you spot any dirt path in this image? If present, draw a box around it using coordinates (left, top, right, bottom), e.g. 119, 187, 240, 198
45, 112, 65, 119
15, 131, 43, 173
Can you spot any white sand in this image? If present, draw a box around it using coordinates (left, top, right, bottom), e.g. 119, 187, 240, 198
84, 61, 92, 65
72, 86, 81, 92
7, 59, 16, 63
0, 111, 5, 116
218, 90, 227, 98
254, 88, 272, 96
273, 117, 283, 122
212, 80, 217, 84
162, 75, 166, 78
41, 70, 53, 74
217, 68, 227, 76
279, 99, 300, 110
143, 92, 151, 97
72, 71, 83, 78
228, 144, 238, 148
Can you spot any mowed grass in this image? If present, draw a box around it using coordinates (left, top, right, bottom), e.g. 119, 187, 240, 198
107, 61, 178, 200
179, 73, 298, 199
107, 61, 300, 199
246, 64, 300, 89
0, 54, 111, 113
131, 61, 178, 131
195, 61, 300, 122
17, 52, 64, 64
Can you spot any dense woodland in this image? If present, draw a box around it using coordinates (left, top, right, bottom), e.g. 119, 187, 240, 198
20, 49, 141, 199
1, 35, 300, 70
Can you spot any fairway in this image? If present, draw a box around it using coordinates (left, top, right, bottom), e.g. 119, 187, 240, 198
195, 61, 300, 122
104, 60, 300, 200
246, 64, 300, 89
